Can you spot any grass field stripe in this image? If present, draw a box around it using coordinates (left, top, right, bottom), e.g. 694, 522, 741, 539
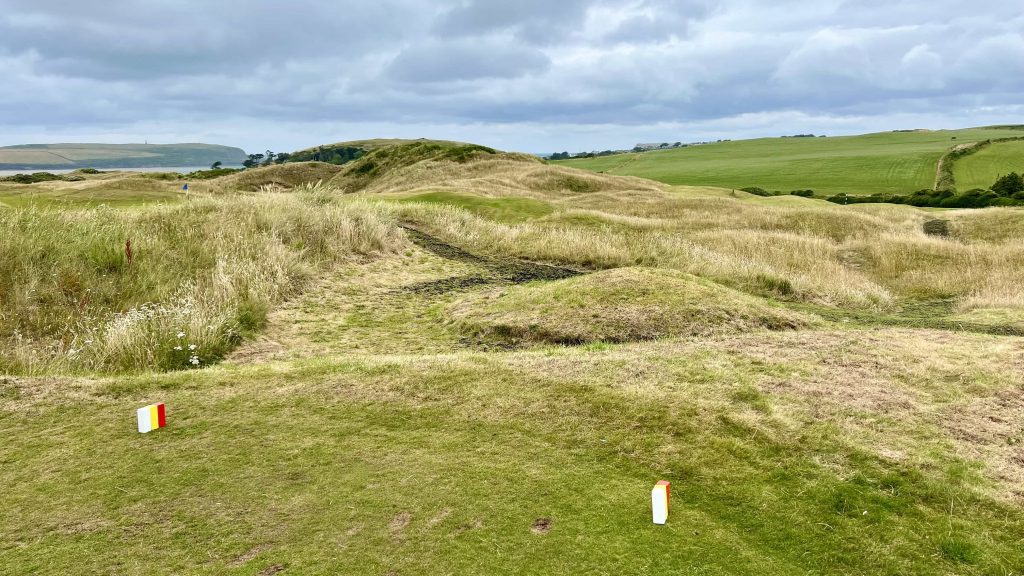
137, 406, 152, 434
156, 403, 166, 428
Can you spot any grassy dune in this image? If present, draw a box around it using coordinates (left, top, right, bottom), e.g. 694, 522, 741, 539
0, 195, 404, 374
2, 141, 1024, 574
555, 128, 1024, 195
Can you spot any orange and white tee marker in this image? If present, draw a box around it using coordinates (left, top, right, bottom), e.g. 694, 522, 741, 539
137, 403, 167, 433
652, 480, 670, 524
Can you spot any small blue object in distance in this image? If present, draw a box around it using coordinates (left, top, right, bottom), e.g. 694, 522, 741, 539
183, 183, 189, 191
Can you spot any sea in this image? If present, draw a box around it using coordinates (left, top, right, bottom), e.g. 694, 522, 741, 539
0, 166, 241, 177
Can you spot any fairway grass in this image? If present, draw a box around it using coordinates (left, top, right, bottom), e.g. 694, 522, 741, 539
556, 128, 1024, 196
2, 144, 1024, 574
3, 326, 1023, 574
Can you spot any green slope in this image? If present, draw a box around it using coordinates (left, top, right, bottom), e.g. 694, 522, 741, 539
0, 143, 247, 169
556, 128, 1024, 196
954, 139, 1024, 191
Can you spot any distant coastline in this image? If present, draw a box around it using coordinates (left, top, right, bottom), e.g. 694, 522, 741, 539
0, 166, 242, 177
0, 142, 247, 171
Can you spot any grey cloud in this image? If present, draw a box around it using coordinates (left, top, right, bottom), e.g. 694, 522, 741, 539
386, 40, 550, 83
0, 0, 1021, 152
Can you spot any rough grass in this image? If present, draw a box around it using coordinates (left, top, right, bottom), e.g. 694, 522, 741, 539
4, 140, 1024, 574
0, 195, 405, 374
213, 162, 345, 192
392, 190, 553, 223
449, 268, 816, 344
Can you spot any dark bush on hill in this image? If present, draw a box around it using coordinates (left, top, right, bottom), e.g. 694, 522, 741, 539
288, 145, 366, 165
184, 167, 243, 180
827, 187, 1023, 208
1, 172, 67, 184
991, 172, 1024, 197
740, 187, 815, 198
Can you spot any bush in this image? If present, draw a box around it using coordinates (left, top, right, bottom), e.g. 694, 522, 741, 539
991, 172, 1024, 196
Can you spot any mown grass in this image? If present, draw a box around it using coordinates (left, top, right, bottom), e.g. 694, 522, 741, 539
555, 128, 1024, 196
2, 328, 1023, 574
954, 139, 1024, 191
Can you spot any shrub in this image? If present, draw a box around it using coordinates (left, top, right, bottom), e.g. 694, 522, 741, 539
991, 172, 1024, 196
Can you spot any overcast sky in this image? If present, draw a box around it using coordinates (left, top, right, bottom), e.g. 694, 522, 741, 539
1, 0, 1022, 153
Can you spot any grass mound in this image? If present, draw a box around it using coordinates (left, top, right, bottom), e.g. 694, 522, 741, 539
449, 267, 814, 344
330, 141, 507, 192
217, 161, 344, 191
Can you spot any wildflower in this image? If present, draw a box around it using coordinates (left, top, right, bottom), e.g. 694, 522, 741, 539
174, 345, 183, 351
176, 332, 185, 338
188, 344, 197, 351
189, 355, 200, 366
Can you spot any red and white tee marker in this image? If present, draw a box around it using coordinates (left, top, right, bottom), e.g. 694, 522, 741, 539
136, 403, 167, 433
652, 480, 670, 524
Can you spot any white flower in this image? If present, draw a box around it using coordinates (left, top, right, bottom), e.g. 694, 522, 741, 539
188, 344, 197, 351
174, 345, 183, 351
189, 356, 200, 366
176, 332, 185, 338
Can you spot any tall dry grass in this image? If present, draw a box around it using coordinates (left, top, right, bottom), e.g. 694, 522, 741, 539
0, 193, 405, 374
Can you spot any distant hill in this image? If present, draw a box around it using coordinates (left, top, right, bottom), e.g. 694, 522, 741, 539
554, 126, 1024, 196
0, 143, 247, 169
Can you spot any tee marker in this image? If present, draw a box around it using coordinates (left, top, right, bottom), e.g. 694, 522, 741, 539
137, 403, 167, 433
652, 480, 670, 524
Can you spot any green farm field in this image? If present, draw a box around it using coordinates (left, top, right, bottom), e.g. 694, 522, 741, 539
2, 141, 1024, 574
955, 139, 1024, 191
555, 127, 1024, 196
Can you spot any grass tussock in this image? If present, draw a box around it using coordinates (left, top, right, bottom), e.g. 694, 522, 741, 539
214, 161, 345, 192
0, 194, 405, 374
449, 267, 816, 344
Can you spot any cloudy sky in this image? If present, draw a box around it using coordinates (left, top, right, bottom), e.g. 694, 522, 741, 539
1, 0, 1022, 153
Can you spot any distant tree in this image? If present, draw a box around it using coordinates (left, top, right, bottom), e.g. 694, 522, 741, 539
991, 172, 1024, 196
210, 161, 222, 170
274, 152, 291, 164
253, 153, 265, 165
262, 150, 274, 166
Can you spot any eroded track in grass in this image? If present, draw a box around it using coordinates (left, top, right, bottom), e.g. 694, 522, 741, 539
398, 224, 583, 295
228, 225, 586, 362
